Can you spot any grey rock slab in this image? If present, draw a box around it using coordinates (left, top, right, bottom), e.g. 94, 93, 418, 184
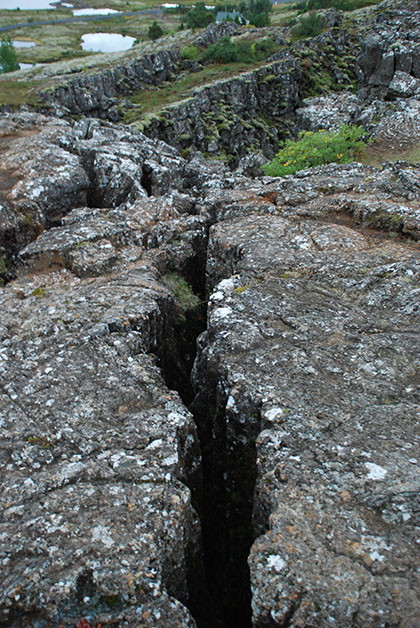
0, 113, 90, 264
19, 192, 205, 280
258, 162, 420, 240
0, 261, 201, 627
194, 180, 420, 625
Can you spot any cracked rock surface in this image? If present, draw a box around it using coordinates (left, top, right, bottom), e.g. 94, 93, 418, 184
193, 163, 420, 627
1, 110, 420, 628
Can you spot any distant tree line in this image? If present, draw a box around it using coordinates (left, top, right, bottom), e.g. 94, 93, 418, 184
177, 0, 272, 30
293, 0, 378, 12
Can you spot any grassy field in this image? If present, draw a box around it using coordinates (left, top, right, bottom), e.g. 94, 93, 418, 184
1, 11, 181, 63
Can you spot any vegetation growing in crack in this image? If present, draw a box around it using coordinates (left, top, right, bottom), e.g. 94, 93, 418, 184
263, 124, 367, 177
163, 273, 202, 326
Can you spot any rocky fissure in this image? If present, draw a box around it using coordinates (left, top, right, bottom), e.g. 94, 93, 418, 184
1, 0, 420, 626
1, 108, 420, 626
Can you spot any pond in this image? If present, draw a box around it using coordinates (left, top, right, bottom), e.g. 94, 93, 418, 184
0, 0, 56, 8
73, 7, 120, 16
12, 39, 36, 47
81, 33, 136, 53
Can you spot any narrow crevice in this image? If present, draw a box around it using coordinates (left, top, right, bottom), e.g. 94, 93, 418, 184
190, 382, 260, 628
156, 247, 258, 628
141, 164, 153, 197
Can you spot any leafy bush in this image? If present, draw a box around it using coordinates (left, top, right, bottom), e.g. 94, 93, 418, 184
148, 21, 164, 40
181, 44, 199, 60
291, 11, 324, 39
185, 3, 215, 28
263, 125, 366, 177
202, 36, 238, 63
201, 36, 278, 65
0, 38, 19, 74
254, 36, 277, 60
252, 12, 270, 26
235, 40, 255, 63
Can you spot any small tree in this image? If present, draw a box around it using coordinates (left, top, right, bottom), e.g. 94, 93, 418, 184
252, 12, 270, 26
0, 37, 19, 74
148, 21, 164, 40
201, 36, 238, 63
185, 3, 215, 29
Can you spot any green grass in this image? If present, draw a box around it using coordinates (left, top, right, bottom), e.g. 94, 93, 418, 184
0, 78, 42, 106
123, 61, 262, 122
0, 8, 181, 64
359, 142, 420, 168
163, 273, 201, 325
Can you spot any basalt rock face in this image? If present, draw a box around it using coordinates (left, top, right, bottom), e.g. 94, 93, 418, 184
0, 266, 202, 627
41, 48, 183, 121
357, 0, 420, 100
0, 114, 219, 628
141, 28, 358, 167
1, 111, 420, 628
39, 23, 241, 121
0, 111, 227, 281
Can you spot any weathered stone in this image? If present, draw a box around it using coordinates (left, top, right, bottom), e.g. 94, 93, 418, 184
0, 258, 204, 626
388, 71, 420, 98
2, 3, 420, 622
356, 0, 420, 100
0, 113, 90, 267
296, 93, 360, 131
192, 163, 420, 626
0, 114, 226, 280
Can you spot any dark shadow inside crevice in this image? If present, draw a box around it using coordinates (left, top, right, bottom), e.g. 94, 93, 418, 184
158, 288, 257, 627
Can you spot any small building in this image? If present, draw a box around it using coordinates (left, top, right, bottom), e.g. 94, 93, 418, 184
215, 10, 249, 24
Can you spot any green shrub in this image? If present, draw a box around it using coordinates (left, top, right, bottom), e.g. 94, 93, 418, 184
0, 38, 19, 74
201, 36, 278, 65
235, 40, 255, 63
291, 11, 324, 39
263, 125, 366, 177
294, 0, 379, 12
252, 12, 270, 26
202, 36, 238, 63
181, 44, 199, 60
254, 37, 277, 60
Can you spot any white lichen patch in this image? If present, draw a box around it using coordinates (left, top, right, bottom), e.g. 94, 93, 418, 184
267, 555, 286, 572
365, 462, 388, 480
91, 525, 115, 548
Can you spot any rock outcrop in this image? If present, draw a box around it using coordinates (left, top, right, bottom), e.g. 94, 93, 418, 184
39, 23, 241, 121
1, 109, 419, 627
357, 0, 420, 100
193, 161, 420, 626
1, 1, 420, 624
